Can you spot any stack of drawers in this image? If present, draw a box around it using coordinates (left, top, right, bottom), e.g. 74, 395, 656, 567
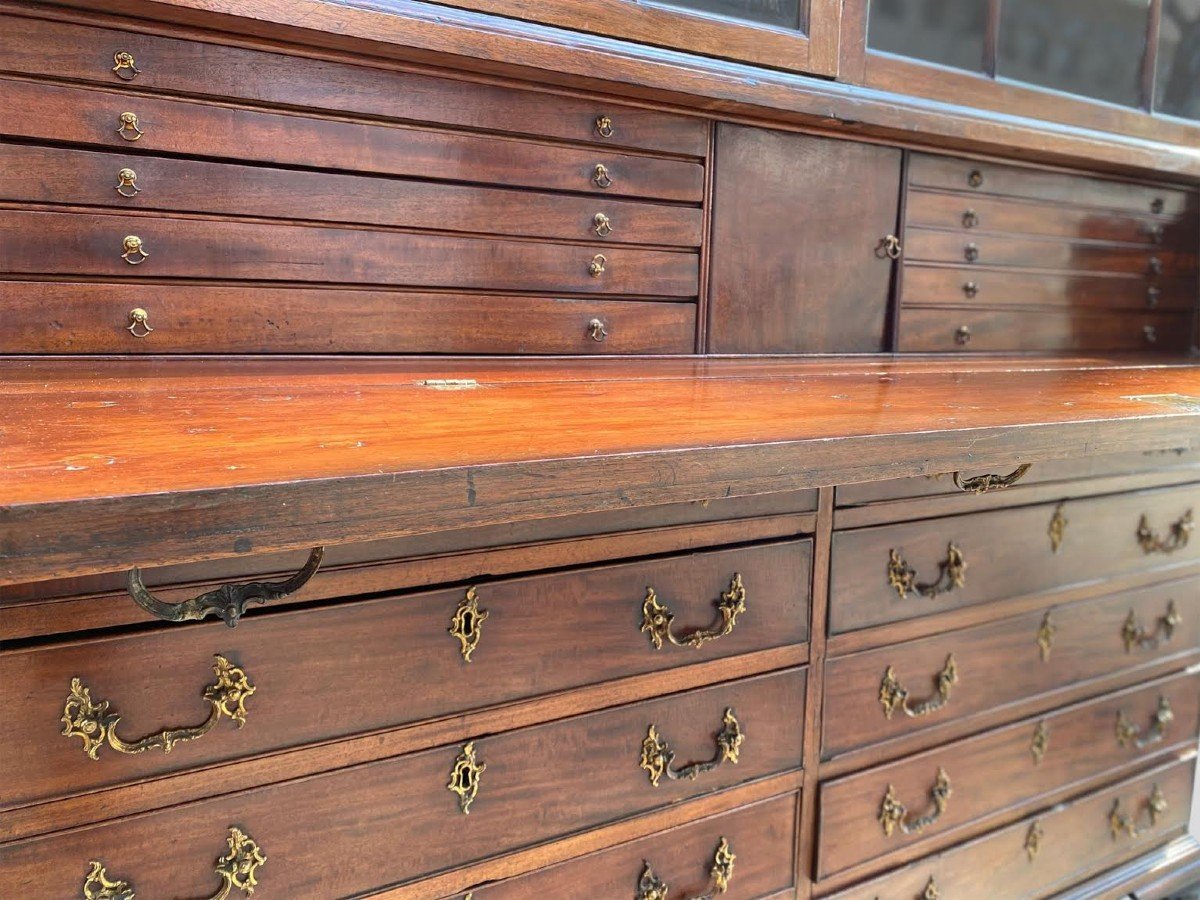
0, 11, 706, 355
898, 152, 1200, 353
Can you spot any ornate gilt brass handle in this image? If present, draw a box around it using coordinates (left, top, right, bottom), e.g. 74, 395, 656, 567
589, 254, 607, 277
1122, 600, 1181, 652
593, 212, 613, 236
1116, 696, 1174, 749
887, 544, 966, 600
588, 318, 609, 342
593, 163, 613, 188
879, 768, 953, 837
1109, 784, 1167, 840
637, 838, 735, 900
876, 234, 902, 259
595, 114, 615, 138
112, 51, 140, 80
640, 708, 743, 787
82, 826, 265, 899
127, 307, 153, 338
62, 654, 254, 760
641, 573, 745, 650
126, 546, 324, 627
115, 167, 140, 197
116, 111, 144, 141
879, 655, 958, 719
1136, 509, 1194, 554
950, 463, 1031, 494
120, 235, 149, 265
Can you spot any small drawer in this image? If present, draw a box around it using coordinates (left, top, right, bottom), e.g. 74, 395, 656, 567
467, 791, 799, 898
908, 153, 1193, 217
1, 540, 810, 815
822, 576, 1200, 756
824, 755, 1196, 899
829, 485, 1200, 634
0, 12, 709, 157
897, 307, 1190, 353
0, 144, 705, 247
0, 283, 698, 355
0, 78, 705, 202
818, 670, 1200, 878
0, 210, 700, 297
0, 669, 806, 898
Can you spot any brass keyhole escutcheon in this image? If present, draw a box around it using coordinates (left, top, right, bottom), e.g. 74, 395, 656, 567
448, 742, 486, 814
962, 208, 979, 228
589, 254, 607, 278
121, 235, 149, 265
876, 234, 902, 260
116, 167, 141, 198
592, 163, 613, 189
116, 111, 144, 141
593, 212, 613, 237
448, 586, 488, 663
127, 308, 154, 338
587, 318, 609, 343
594, 114, 615, 138
112, 50, 140, 80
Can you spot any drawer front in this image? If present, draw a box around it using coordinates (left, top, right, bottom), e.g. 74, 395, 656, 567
0, 79, 705, 202
1, 540, 809, 813
825, 755, 1197, 899
823, 577, 1200, 756
469, 792, 798, 898
0, 12, 709, 156
0, 144, 704, 247
0, 283, 698, 355
0, 210, 699, 296
818, 670, 1200, 877
908, 153, 1192, 217
829, 485, 1200, 634
0, 670, 806, 898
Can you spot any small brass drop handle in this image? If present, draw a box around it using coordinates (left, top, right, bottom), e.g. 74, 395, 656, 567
595, 114, 615, 138
62, 655, 254, 760
1147, 286, 1161, 308
116, 111, 144, 141
127, 307, 153, 338
1148, 256, 1163, 276
112, 50, 140, 80
115, 167, 140, 197
589, 254, 607, 278
1109, 784, 1168, 839
1145, 223, 1165, 244
639, 707, 743, 786
954, 325, 971, 346
82, 826, 266, 900
641, 573, 745, 650
962, 281, 979, 298
951, 463, 1031, 494
1151, 197, 1165, 214
876, 234, 902, 260
1136, 509, 1193, 555
592, 163, 613, 189
127, 546, 324, 627
1122, 600, 1181, 652
879, 768, 953, 837
593, 212, 613, 237
1025, 820, 1045, 861
887, 543, 966, 600
1144, 325, 1158, 344
916, 877, 941, 900
120, 235, 149, 265
636, 838, 736, 900
962, 209, 979, 229
879, 654, 958, 719
963, 242, 979, 263
587, 318, 609, 342
967, 169, 984, 188
1116, 696, 1174, 749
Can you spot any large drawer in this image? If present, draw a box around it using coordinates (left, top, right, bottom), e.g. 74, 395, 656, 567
824, 754, 1197, 899
1, 540, 809, 814
0, 12, 709, 157
817, 670, 1200, 878
822, 576, 1200, 756
0, 210, 699, 296
829, 485, 1200, 634
0, 79, 705, 202
0, 669, 806, 898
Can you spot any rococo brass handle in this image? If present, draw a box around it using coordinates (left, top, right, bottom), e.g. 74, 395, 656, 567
887, 544, 966, 600
915, 877, 941, 900
1116, 696, 1174, 749
593, 212, 613, 236
82, 826, 265, 900
587, 318, 609, 342
876, 234, 902, 259
594, 114, 615, 138
964, 242, 979, 262
62, 654, 254, 760
962, 209, 979, 229
1025, 819, 1045, 861
592, 163, 613, 188
115, 167, 140, 197
1122, 600, 1181, 652
879, 768, 952, 837
640, 708, 743, 786
116, 111, 144, 141
120, 235, 149, 265
112, 50, 141, 80
1109, 784, 1167, 840
589, 254, 607, 277
127, 307, 153, 338
641, 573, 745, 650
879, 654, 958, 719
126, 546, 324, 627
1136, 509, 1193, 555
950, 463, 1031, 494
637, 838, 735, 900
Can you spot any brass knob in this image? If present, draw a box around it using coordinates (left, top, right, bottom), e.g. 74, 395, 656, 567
962, 209, 979, 229
955, 325, 972, 346
592, 164, 613, 189
112, 50, 140, 80
116, 111, 144, 141
962, 281, 979, 298
595, 115, 615, 138
968, 169, 984, 188
115, 167, 140, 198
588, 254, 607, 278
1148, 256, 1163, 276
593, 212, 612, 237
587, 318, 609, 342
1147, 285, 1161, 309
127, 308, 154, 337
964, 242, 979, 263
1144, 325, 1158, 344
1151, 197, 1165, 214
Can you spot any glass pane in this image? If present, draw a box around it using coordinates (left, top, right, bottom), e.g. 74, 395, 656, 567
1156, 0, 1200, 119
867, 0, 989, 72
998, 0, 1150, 107
657, 0, 802, 29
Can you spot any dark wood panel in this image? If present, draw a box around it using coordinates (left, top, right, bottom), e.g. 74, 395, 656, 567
707, 124, 901, 353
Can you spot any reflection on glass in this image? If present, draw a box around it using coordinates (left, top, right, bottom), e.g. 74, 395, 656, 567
998, 0, 1150, 107
658, 0, 802, 29
867, 0, 989, 72
1156, 0, 1200, 119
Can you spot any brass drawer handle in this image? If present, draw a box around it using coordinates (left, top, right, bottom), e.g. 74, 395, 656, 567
1025, 820, 1045, 860
1030, 720, 1049, 764
62, 654, 254, 760
448, 586, 488, 662
448, 741, 486, 814
962, 209, 979, 229
116, 111, 144, 141
887, 543, 966, 600
1035, 611, 1056, 662
1136, 509, 1193, 555
112, 50, 140, 81
1147, 285, 1161, 308
641, 573, 745, 650
963, 242, 979, 263
1048, 502, 1068, 554
637, 838, 735, 900
1144, 325, 1158, 345
1148, 256, 1163, 276
1116, 696, 1174, 749
1151, 197, 1165, 214
915, 877, 941, 900
83, 826, 265, 899
876, 234, 902, 260
640, 707, 743, 787
879, 654, 958, 719
879, 768, 952, 837
120, 235, 149, 265
587, 318, 609, 342
954, 324, 971, 346
593, 212, 613, 236
1145, 223, 1165, 244
962, 280, 979, 298
127, 307, 153, 338
127, 546, 324, 627
967, 169, 984, 188
1122, 600, 1181, 652
594, 114, 615, 138
1109, 784, 1167, 840
115, 167, 140, 197
951, 463, 1031, 494
589, 254, 607, 278
592, 163, 613, 189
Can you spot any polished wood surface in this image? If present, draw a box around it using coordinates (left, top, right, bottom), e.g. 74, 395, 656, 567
900, 266, 1193, 311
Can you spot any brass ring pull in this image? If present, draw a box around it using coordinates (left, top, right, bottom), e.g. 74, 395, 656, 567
127, 546, 324, 627
587, 318, 609, 342
589, 254, 607, 278
641, 573, 745, 650
127, 307, 153, 338
879, 768, 952, 837
963, 242, 979, 262
115, 167, 140, 197
951, 463, 1031, 494
962, 209, 979, 229
120, 235, 149, 265
595, 114, 615, 138
448, 586, 488, 662
639, 707, 743, 786
637, 838, 735, 900
112, 50, 140, 80
448, 741, 486, 814
82, 826, 265, 900
887, 544, 966, 600
879, 654, 958, 719
1109, 784, 1167, 840
962, 281, 979, 298
593, 212, 613, 237
1116, 696, 1174, 749
62, 655, 254, 760
592, 163, 613, 189
1136, 509, 1193, 554
116, 111, 144, 141
1122, 600, 1181, 652
876, 234, 902, 260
